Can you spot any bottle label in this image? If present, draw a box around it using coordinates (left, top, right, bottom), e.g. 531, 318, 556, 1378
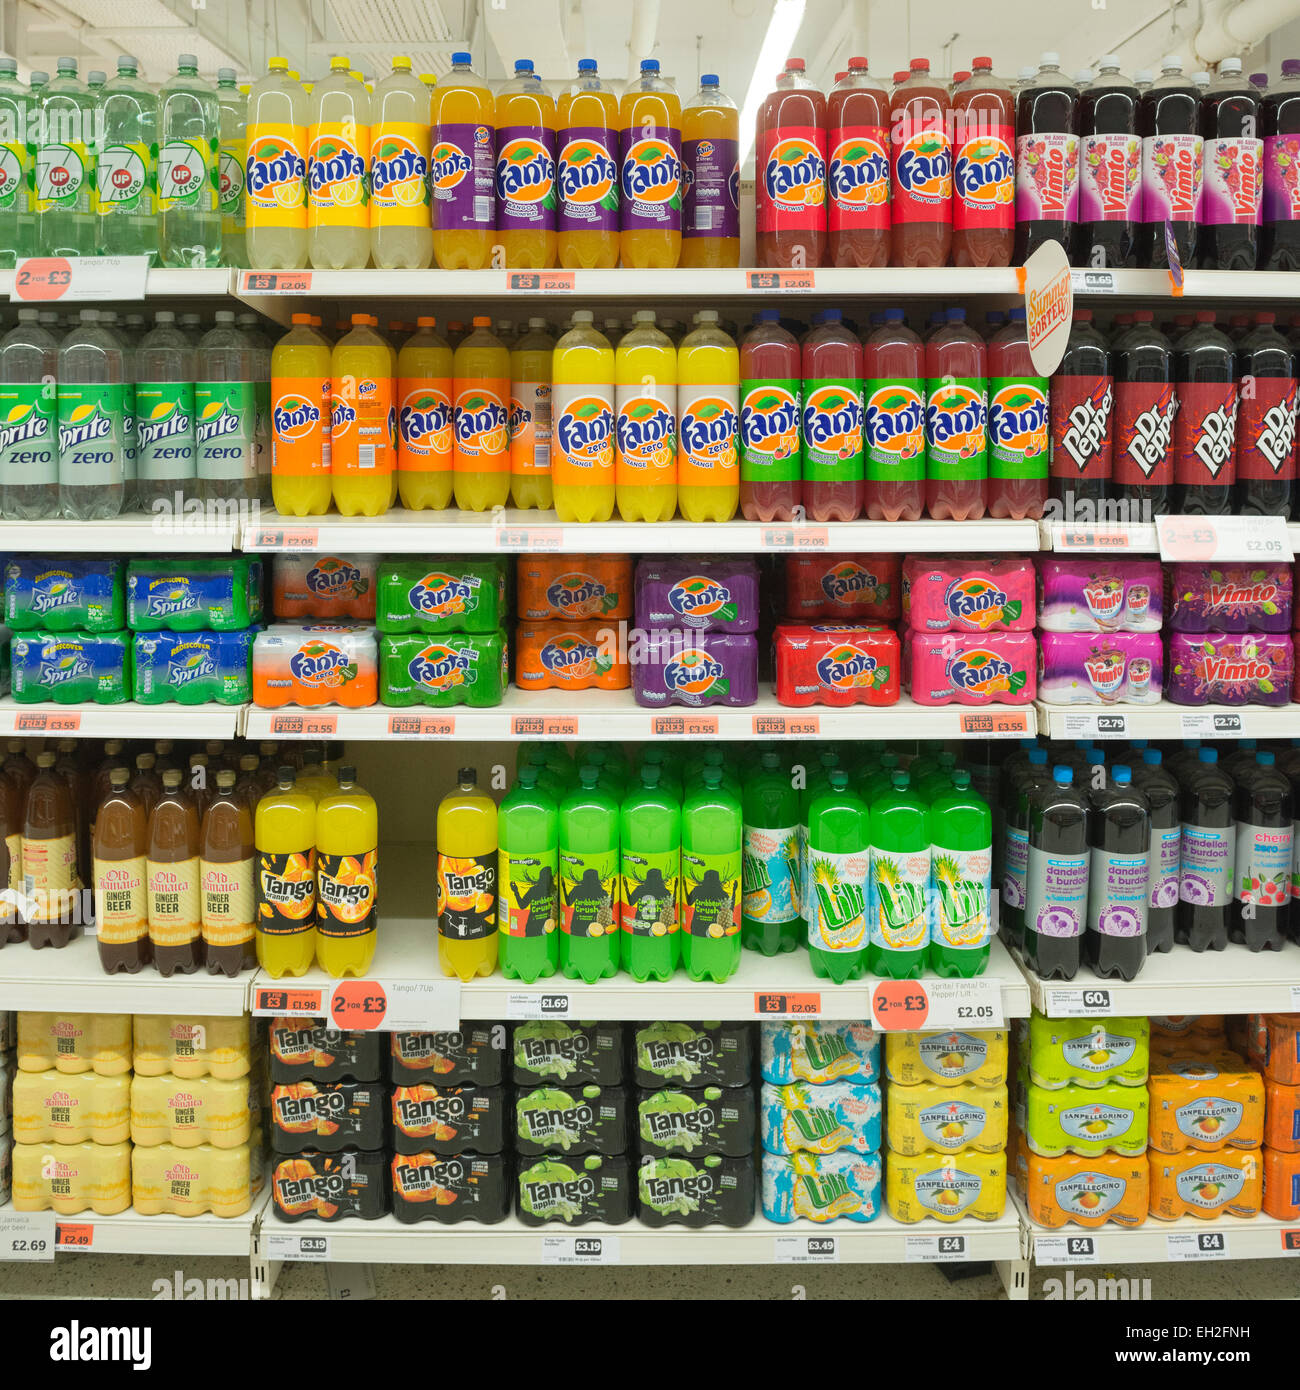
620, 848, 679, 936
315, 847, 377, 939
1292, 817, 1300, 901
200, 857, 254, 945
1002, 826, 1028, 908
1234, 820, 1292, 908
1062, 1030, 1137, 1072
370, 121, 430, 224
0, 138, 28, 210
6, 831, 20, 896
803, 377, 865, 482
620, 123, 683, 233
453, 381, 509, 472
95, 141, 154, 215
246, 123, 308, 228
552, 382, 614, 489
1202, 136, 1262, 226
1149, 825, 1181, 910
1175, 1097, 1244, 1142
500, 851, 557, 937
333, 373, 394, 478
1088, 848, 1148, 937
35, 140, 90, 212
1112, 381, 1176, 487
1179, 824, 1234, 908
828, 124, 889, 233
0, 382, 56, 489
495, 124, 556, 233
136, 381, 196, 481
806, 847, 868, 953
1059, 1103, 1135, 1143
616, 382, 675, 486
147, 855, 201, 946
307, 121, 369, 227
757, 123, 827, 234
1173, 1162, 1246, 1209
219, 138, 246, 225
682, 847, 741, 938
1264, 134, 1300, 223
890, 113, 952, 225
743, 825, 800, 925
22, 832, 77, 921
430, 121, 495, 232
1079, 133, 1141, 223
510, 379, 552, 475
953, 118, 1014, 231
869, 843, 930, 950
1050, 374, 1112, 482
931, 845, 991, 949
988, 375, 1048, 480
158, 137, 217, 210
678, 383, 739, 489
865, 379, 925, 481
195, 381, 257, 481
92, 855, 147, 944
58, 383, 124, 487
1236, 377, 1297, 481
436, 852, 495, 939
1025, 846, 1088, 938
1142, 133, 1203, 223
925, 376, 987, 479
739, 379, 800, 483
559, 847, 616, 937
556, 125, 619, 234
1016, 132, 1079, 221
273, 376, 331, 478
256, 847, 316, 936
1173, 381, 1238, 486
684, 134, 740, 239
399, 376, 453, 468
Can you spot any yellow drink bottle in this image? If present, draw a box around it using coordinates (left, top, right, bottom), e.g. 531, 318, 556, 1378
369, 56, 432, 271
556, 58, 619, 269
314, 765, 378, 979
680, 74, 740, 267
510, 317, 555, 510
376, 312, 399, 506
397, 315, 453, 510
619, 58, 682, 269
551, 309, 615, 523
616, 309, 677, 521
331, 314, 394, 515
429, 52, 495, 270
271, 313, 333, 516
677, 309, 739, 522
437, 765, 498, 980
452, 316, 511, 511
254, 768, 317, 978
307, 56, 371, 271
495, 59, 557, 269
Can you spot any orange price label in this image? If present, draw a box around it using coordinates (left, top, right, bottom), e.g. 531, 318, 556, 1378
752, 714, 820, 736
495, 526, 564, 552
960, 709, 1030, 738
249, 527, 319, 551
387, 713, 455, 738
1283, 1230, 1300, 1254
239, 270, 313, 295
508, 270, 575, 292
329, 980, 389, 1030
650, 713, 719, 736
13, 257, 73, 300
746, 269, 815, 292
13, 712, 81, 733
872, 979, 930, 1030
754, 991, 821, 1017
1058, 528, 1130, 551
1156, 515, 1218, 562
511, 716, 579, 737
252, 985, 324, 1017
56, 1223, 94, 1249
269, 713, 338, 737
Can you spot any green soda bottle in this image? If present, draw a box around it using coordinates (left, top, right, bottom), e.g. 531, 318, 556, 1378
918, 752, 960, 804
680, 766, 742, 982
588, 743, 630, 796
619, 765, 681, 982
498, 767, 560, 983
929, 770, 993, 978
800, 748, 840, 915
637, 747, 682, 799
867, 770, 931, 980
558, 766, 620, 982
686, 747, 740, 797
806, 769, 870, 983
742, 750, 804, 955
517, 746, 568, 800
858, 749, 900, 806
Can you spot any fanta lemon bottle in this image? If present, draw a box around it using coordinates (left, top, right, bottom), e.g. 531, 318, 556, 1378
510, 316, 555, 510
369, 57, 432, 270
452, 316, 510, 511
429, 52, 495, 270
495, 58, 557, 268
680, 74, 740, 267
551, 310, 615, 523
437, 766, 498, 980
307, 56, 370, 269
556, 58, 620, 268
243, 58, 308, 270
397, 315, 453, 509
254, 768, 317, 978
331, 313, 394, 515
616, 309, 677, 521
677, 309, 739, 522
619, 58, 683, 268
271, 313, 332, 516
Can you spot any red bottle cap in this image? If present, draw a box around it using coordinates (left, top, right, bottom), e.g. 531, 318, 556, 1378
953, 71, 971, 84
835, 71, 846, 82
910, 58, 930, 70
1074, 308, 1092, 321
893, 70, 908, 83
848, 55, 868, 67
785, 58, 806, 71
1134, 309, 1154, 321
1257, 311, 1276, 323
1195, 309, 1216, 323
973, 56, 993, 68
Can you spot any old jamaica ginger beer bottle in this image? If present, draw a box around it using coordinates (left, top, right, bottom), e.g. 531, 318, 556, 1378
437, 766, 497, 980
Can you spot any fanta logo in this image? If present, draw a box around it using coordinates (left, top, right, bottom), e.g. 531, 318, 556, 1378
948, 649, 1014, 694
273, 395, 320, 440
697, 140, 714, 159
621, 137, 682, 203
821, 562, 879, 605
540, 636, 600, 677
926, 384, 987, 456
865, 384, 924, 458
307, 135, 366, 202
306, 558, 363, 597
290, 641, 351, 685
454, 390, 507, 456
1203, 655, 1272, 684
816, 643, 877, 688
668, 578, 732, 619
545, 574, 606, 617
764, 136, 826, 209
803, 385, 864, 458
0, 401, 50, 453
679, 396, 738, 468
1206, 582, 1278, 611
371, 136, 428, 202
740, 386, 800, 459
330, 398, 357, 431
496, 137, 555, 203
400, 388, 452, 453
896, 130, 953, 200
829, 135, 888, 208
663, 648, 726, 695
429, 139, 472, 190
557, 137, 617, 204
945, 578, 1009, 628
409, 571, 479, 617
989, 383, 1048, 456
409, 643, 478, 690
617, 398, 675, 468
954, 137, 1014, 205
556, 396, 614, 466
246, 134, 307, 202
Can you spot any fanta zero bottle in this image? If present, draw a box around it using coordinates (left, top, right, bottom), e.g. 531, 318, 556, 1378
756, 58, 827, 267
453, 315, 510, 511
890, 58, 953, 267
498, 766, 559, 983
619, 58, 683, 269
616, 309, 677, 522
495, 58, 557, 269
510, 316, 555, 510
986, 306, 1049, 518
925, 307, 988, 520
272, 313, 332, 516
556, 58, 620, 268
245, 58, 308, 270
307, 56, 370, 270
331, 313, 394, 515
739, 310, 801, 522
863, 307, 925, 521
681, 74, 740, 267
430, 52, 495, 270
397, 315, 453, 510
827, 57, 890, 267
552, 310, 615, 522
677, 310, 738, 522
802, 309, 864, 521
369, 56, 432, 270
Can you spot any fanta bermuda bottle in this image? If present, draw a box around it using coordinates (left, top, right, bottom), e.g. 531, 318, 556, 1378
552, 310, 615, 523
556, 58, 620, 269
509, 316, 554, 510
559, 766, 620, 982
437, 767, 498, 980
742, 749, 804, 955
158, 56, 221, 268
495, 58, 557, 269
331, 314, 393, 515
806, 768, 870, 982
619, 58, 682, 268
616, 309, 677, 522
453, 316, 510, 511
245, 58, 308, 271
677, 310, 739, 522
397, 316, 453, 510
681, 766, 743, 982
272, 313, 332, 516
498, 767, 559, 983
929, 770, 993, 978
429, 52, 495, 270
681, 74, 740, 267
254, 767, 317, 978
620, 764, 681, 982
369, 56, 432, 270
867, 770, 930, 980
308, 56, 370, 270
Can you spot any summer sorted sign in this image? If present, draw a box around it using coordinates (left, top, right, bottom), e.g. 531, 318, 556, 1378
1022, 240, 1073, 377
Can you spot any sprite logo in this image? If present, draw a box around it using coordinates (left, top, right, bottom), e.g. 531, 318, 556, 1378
138, 399, 193, 449
196, 400, 241, 443
37, 645, 90, 686
0, 399, 51, 453
166, 643, 216, 686
58, 403, 112, 454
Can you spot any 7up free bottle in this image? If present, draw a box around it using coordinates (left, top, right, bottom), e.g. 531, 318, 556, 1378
216, 69, 246, 268
95, 55, 158, 261
806, 769, 870, 983
57, 310, 126, 521
36, 58, 95, 257
158, 56, 221, 268
0, 57, 36, 264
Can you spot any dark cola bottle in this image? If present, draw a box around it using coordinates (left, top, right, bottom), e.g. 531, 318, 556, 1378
1049, 308, 1111, 514
1261, 59, 1300, 270
1200, 58, 1262, 270
1235, 311, 1296, 518
1172, 311, 1238, 516
1111, 309, 1174, 517
1138, 55, 1201, 270
1014, 52, 1080, 265
1078, 55, 1140, 267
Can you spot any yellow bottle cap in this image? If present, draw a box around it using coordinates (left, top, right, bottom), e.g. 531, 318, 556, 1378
393, 56, 412, 70
331, 56, 350, 71
420, 73, 437, 86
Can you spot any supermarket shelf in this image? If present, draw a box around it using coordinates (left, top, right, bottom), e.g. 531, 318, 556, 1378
1039, 519, 1300, 554
0, 268, 234, 300
1035, 700, 1299, 741
0, 513, 239, 552
0, 698, 242, 739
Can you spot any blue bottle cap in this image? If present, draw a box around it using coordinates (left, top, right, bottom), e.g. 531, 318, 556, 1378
702, 73, 719, 86
1199, 748, 1218, 763
1112, 765, 1132, 784
451, 51, 471, 65
1053, 765, 1073, 783
578, 58, 598, 71
1143, 749, 1162, 765
641, 58, 660, 73
1028, 748, 1048, 764
1258, 751, 1276, 765
515, 59, 535, 72
1009, 306, 1026, 322
946, 307, 967, 321
885, 307, 906, 321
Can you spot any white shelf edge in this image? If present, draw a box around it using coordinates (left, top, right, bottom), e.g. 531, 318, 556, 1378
1036, 700, 1299, 740
0, 697, 243, 740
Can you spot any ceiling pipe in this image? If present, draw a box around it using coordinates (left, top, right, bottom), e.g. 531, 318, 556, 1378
627, 0, 661, 80
1195, 0, 1300, 63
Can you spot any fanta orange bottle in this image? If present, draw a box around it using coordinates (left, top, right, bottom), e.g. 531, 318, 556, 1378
331, 313, 394, 516
510, 316, 555, 510
272, 313, 332, 516
495, 58, 557, 268
453, 316, 510, 511
616, 309, 677, 522
429, 52, 495, 270
552, 310, 615, 523
397, 315, 453, 510
619, 59, 683, 268
556, 58, 619, 268
677, 310, 739, 522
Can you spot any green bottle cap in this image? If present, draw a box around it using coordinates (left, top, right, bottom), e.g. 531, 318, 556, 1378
892, 770, 909, 789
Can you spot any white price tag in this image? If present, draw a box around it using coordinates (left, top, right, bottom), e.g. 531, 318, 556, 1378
1044, 987, 1116, 1018
1070, 269, 1117, 295
1062, 711, 1127, 739
0, 1210, 56, 1261
1290, 985, 1300, 1010
1166, 1230, 1230, 1261
1034, 1233, 1101, 1266
774, 1234, 838, 1263
872, 975, 1004, 1032
326, 1262, 376, 1300
1054, 525, 1135, 551
12, 254, 149, 302
541, 1234, 620, 1264
327, 979, 460, 1033
265, 1232, 332, 1262
1157, 514, 1289, 563
494, 526, 564, 553
904, 1233, 970, 1262
1178, 711, 1247, 739
506, 991, 573, 1020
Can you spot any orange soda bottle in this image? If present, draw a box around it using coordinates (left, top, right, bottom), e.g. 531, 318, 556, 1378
677, 309, 740, 522
331, 313, 394, 516
452, 316, 510, 511
556, 58, 620, 269
255, 767, 317, 978
494, 58, 557, 269
552, 310, 615, 523
429, 52, 496, 270
619, 59, 683, 268
271, 313, 332, 516
680, 74, 740, 267
397, 315, 454, 509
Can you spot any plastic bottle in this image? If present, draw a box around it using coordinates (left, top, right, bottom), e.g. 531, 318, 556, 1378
0, 57, 35, 264
676, 309, 738, 522
619, 764, 681, 981
23, 751, 79, 948
558, 765, 619, 982
331, 313, 394, 514
394, 314, 452, 510
495, 58, 557, 269
58, 309, 126, 520
245, 57, 309, 270
314, 766, 377, 978
952, 56, 1016, 266
93, 767, 149, 975
1200, 58, 1261, 270
824, 57, 890, 267
1110, 309, 1173, 516
867, 771, 930, 979
447, 315, 509, 510
754, 58, 826, 267
199, 768, 255, 977
307, 56, 370, 270
680, 766, 742, 983
158, 56, 220, 267
1077, 56, 1139, 267
1172, 311, 1238, 515
1086, 765, 1149, 981
890, 58, 951, 267
555, 58, 619, 269
36, 58, 95, 257
925, 306, 987, 520
619, 58, 682, 269
1049, 308, 1112, 512
435, 766, 497, 980
1262, 59, 1300, 269
95, 55, 159, 262
986, 307, 1048, 519
271, 312, 331, 515
509, 316, 555, 510
369, 56, 431, 270
134, 310, 197, 510
551, 310, 615, 522
0, 765, 22, 946
1232, 751, 1292, 952
615, 309, 676, 521
681, 74, 740, 267
741, 749, 803, 955
738, 310, 801, 522
1138, 56, 1202, 270
498, 766, 559, 983
0, 308, 58, 519
928, 770, 993, 977
861, 308, 924, 520
802, 309, 863, 521
195, 310, 259, 505
429, 51, 495, 271
1001, 747, 1049, 951
1014, 52, 1079, 264
805, 769, 868, 982
146, 767, 202, 977
1177, 748, 1234, 952
254, 767, 317, 977
1022, 764, 1088, 979
1235, 312, 1296, 517
1132, 749, 1178, 955
211, 68, 246, 268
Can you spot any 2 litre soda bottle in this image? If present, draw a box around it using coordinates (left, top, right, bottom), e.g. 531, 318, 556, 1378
556, 59, 620, 270
559, 766, 619, 983
925, 307, 987, 520
1172, 311, 1237, 515
987, 306, 1048, 519
619, 59, 682, 269
429, 52, 495, 271
96, 55, 159, 262
756, 59, 826, 268
1050, 308, 1111, 511
890, 58, 951, 267
741, 750, 803, 955
0, 308, 58, 520
1199, 58, 1261, 270
1261, 58, 1300, 269
158, 56, 221, 268
615, 309, 676, 522
681, 74, 740, 267
1078, 55, 1140, 267
216, 68, 246, 268
495, 58, 557, 270
1139, 56, 1202, 270
1111, 309, 1174, 515
826, 57, 889, 267
436, 767, 498, 981
0, 58, 35, 264
1086, 765, 1149, 982
620, 764, 681, 981
307, 56, 370, 271
739, 310, 801, 522
1235, 311, 1296, 517
951, 56, 1015, 267
1022, 764, 1088, 980
681, 766, 742, 983
1177, 749, 1234, 953
1133, 748, 1179, 955
244, 58, 308, 271
498, 767, 560, 984
802, 309, 863, 521
1014, 52, 1079, 264
1232, 752, 1293, 952
929, 771, 992, 978
369, 57, 433, 271
863, 307, 924, 521
868, 771, 929, 980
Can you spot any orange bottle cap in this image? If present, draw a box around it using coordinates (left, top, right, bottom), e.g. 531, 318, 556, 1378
351, 313, 367, 324
292, 313, 312, 324
417, 316, 436, 327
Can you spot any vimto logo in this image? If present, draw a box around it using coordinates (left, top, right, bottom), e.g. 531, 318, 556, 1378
764, 136, 826, 209
496, 137, 555, 204
829, 135, 889, 208
663, 648, 726, 697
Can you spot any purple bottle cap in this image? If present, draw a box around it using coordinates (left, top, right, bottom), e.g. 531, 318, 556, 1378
1283, 59, 1300, 76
